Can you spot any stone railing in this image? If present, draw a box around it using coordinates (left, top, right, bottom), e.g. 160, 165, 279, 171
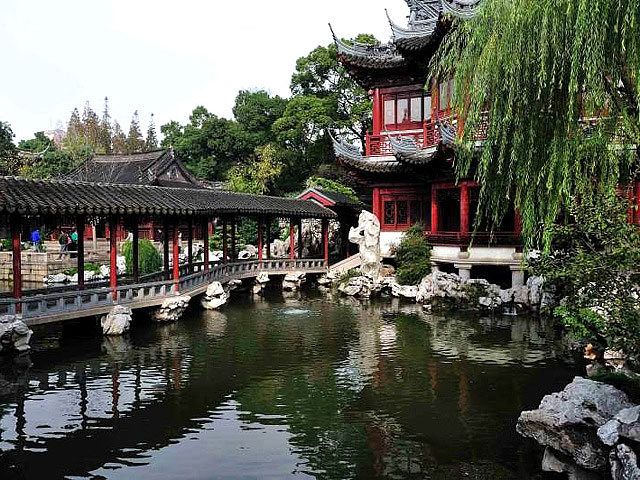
0, 258, 328, 323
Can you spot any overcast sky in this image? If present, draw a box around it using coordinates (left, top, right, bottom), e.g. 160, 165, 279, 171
1, 0, 410, 142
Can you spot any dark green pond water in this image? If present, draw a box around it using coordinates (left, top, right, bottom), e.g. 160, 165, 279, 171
0, 290, 579, 479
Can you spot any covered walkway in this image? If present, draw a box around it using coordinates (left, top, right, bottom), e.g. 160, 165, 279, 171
0, 177, 336, 324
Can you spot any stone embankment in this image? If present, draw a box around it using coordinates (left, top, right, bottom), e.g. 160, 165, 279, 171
517, 377, 640, 479
329, 269, 548, 313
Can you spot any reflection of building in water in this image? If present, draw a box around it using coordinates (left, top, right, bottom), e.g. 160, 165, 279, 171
423, 315, 558, 366
204, 311, 228, 339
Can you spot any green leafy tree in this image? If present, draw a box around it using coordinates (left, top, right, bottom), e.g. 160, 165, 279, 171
160, 106, 253, 180
232, 90, 287, 146
291, 35, 375, 147
145, 113, 158, 151
99, 97, 113, 154
531, 191, 640, 360
82, 101, 101, 151
227, 144, 283, 194
18, 132, 75, 178
0, 121, 19, 175
431, 0, 640, 248
126, 110, 145, 153
112, 120, 127, 154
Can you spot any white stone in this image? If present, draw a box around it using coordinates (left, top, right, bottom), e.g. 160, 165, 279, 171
0, 315, 33, 353
610, 443, 640, 480
100, 306, 132, 336
598, 406, 640, 446
283, 271, 306, 291
201, 281, 228, 310
256, 272, 270, 284
152, 295, 191, 322
99, 264, 110, 277
116, 255, 126, 275
348, 210, 381, 281
390, 282, 418, 299
43, 272, 68, 284
337, 275, 382, 298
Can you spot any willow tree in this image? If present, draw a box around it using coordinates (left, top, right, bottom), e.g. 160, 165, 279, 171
431, 0, 639, 248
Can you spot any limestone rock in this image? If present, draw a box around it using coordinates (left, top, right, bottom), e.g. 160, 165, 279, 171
390, 282, 418, 299
152, 295, 191, 322
43, 272, 68, 284
610, 444, 640, 480
541, 448, 601, 480
316, 274, 332, 286
101, 305, 132, 336
517, 377, 634, 471
99, 264, 110, 277
201, 281, 228, 310
256, 272, 270, 284
598, 406, 640, 446
348, 211, 381, 281
283, 271, 306, 291
0, 315, 33, 353
337, 275, 382, 298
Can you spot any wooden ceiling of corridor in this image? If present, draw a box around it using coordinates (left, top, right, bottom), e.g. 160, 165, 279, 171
0, 177, 337, 219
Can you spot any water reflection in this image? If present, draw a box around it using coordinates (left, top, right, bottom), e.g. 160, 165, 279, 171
0, 292, 578, 479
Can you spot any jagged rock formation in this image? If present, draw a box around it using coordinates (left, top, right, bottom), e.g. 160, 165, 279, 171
201, 282, 228, 310
282, 272, 306, 291
152, 295, 191, 322
0, 315, 33, 353
100, 305, 132, 336
517, 377, 636, 473
348, 211, 381, 281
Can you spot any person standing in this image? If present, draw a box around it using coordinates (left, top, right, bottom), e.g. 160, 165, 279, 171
31, 229, 41, 252
57, 231, 70, 259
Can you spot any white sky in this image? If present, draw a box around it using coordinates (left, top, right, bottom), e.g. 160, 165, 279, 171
1, 0, 410, 142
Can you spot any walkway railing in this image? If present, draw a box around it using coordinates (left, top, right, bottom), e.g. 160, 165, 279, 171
0, 258, 328, 324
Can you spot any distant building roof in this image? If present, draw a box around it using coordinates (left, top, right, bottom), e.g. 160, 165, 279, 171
67, 149, 214, 189
297, 187, 362, 208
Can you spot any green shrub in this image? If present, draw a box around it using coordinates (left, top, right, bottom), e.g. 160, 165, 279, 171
392, 224, 431, 285
122, 239, 163, 276
62, 263, 102, 276
0, 239, 11, 251
337, 268, 361, 288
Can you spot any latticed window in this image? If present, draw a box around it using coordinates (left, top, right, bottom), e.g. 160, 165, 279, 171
380, 195, 425, 230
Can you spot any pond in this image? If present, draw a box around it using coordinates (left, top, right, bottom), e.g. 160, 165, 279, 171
0, 290, 580, 479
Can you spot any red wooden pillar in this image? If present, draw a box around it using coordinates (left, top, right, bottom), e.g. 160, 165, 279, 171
163, 217, 170, 280
203, 217, 210, 273
222, 218, 228, 263
77, 215, 85, 290
109, 217, 118, 299
635, 182, 640, 225
10, 216, 21, 312
372, 88, 382, 135
460, 183, 469, 236
289, 218, 295, 260
187, 217, 193, 274
257, 217, 264, 261
132, 217, 139, 283
297, 218, 303, 259
322, 219, 329, 263
372, 187, 381, 222
266, 217, 272, 259
431, 186, 439, 234
172, 221, 180, 289
230, 217, 236, 261
514, 211, 523, 237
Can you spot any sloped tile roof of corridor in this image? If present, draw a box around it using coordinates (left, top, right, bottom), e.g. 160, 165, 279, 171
0, 177, 337, 218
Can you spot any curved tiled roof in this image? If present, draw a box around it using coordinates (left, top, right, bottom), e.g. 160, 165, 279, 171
0, 177, 336, 219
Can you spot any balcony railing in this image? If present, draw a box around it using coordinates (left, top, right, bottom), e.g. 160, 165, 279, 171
425, 231, 521, 246
365, 114, 490, 157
